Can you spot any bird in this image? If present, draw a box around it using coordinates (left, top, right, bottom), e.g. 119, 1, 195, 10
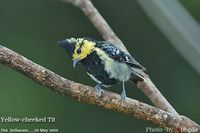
58, 37, 145, 101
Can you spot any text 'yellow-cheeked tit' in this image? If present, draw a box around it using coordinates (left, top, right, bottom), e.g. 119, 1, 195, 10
58, 37, 145, 101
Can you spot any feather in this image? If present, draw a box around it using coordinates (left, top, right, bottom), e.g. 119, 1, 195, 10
96, 41, 146, 71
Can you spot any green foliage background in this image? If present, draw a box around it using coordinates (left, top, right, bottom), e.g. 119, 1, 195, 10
0, 0, 199, 132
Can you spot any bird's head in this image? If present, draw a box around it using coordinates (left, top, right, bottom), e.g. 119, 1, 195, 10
58, 37, 96, 68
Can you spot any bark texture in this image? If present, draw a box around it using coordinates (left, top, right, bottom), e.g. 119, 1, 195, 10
0, 45, 199, 133
62, 0, 179, 116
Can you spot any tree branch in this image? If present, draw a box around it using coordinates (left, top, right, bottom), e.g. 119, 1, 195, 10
61, 0, 179, 116
1, 0, 198, 131
62, 0, 125, 51
0, 45, 199, 132
138, 0, 200, 75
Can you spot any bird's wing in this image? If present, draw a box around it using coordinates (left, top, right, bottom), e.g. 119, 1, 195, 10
122, 53, 145, 70
98, 42, 145, 70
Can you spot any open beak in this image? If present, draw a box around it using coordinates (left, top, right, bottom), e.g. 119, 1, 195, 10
73, 58, 80, 68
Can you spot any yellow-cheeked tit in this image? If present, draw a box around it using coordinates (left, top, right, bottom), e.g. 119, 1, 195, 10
58, 37, 145, 101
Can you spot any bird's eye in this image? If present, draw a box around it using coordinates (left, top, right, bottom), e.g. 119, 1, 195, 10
77, 48, 82, 54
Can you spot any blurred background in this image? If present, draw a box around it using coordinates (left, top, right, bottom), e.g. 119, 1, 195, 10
0, 0, 199, 132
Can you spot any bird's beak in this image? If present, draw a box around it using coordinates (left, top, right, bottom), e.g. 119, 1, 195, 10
73, 58, 80, 68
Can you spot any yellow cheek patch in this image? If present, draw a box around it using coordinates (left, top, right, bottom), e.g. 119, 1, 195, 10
72, 40, 95, 60
72, 45, 81, 59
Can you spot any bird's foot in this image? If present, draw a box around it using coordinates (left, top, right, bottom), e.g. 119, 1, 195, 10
95, 84, 104, 97
120, 91, 127, 102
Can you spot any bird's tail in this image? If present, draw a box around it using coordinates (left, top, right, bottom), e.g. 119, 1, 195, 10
130, 68, 145, 83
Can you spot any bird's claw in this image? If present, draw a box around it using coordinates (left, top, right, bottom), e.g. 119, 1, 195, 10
120, 91, 126, 102
95, 84, 104, 97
